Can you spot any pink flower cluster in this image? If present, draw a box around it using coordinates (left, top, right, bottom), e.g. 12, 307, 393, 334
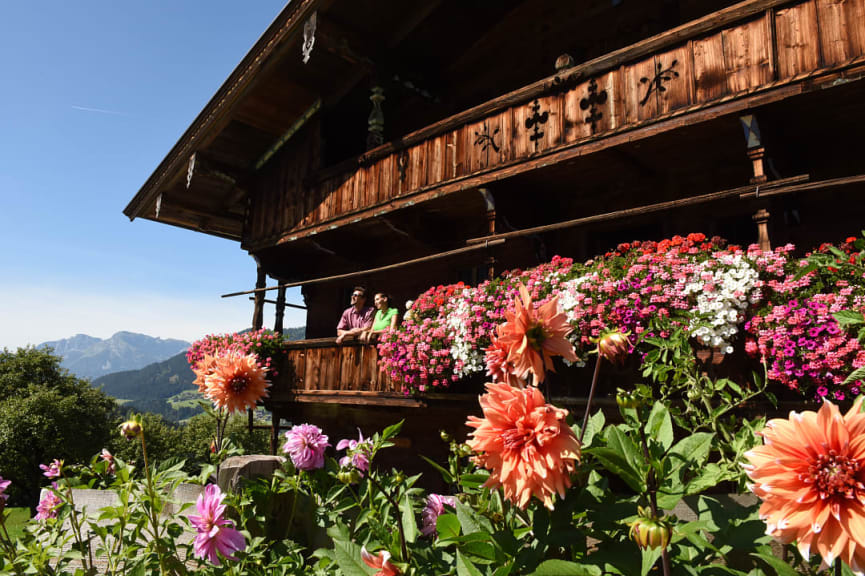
187, 329, 286, 377
378, 232, 865, 398
745, 238, 865, 398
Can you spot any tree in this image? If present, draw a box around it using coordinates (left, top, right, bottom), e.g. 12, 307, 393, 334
0, 347, 117, 507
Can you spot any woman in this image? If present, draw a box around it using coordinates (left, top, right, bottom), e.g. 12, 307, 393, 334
361, 293, 398, 343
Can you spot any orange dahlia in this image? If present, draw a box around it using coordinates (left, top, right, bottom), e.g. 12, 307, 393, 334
496, 284, 577, 384
743, 398, 865, 572
193, 354, 218, 394
203, 353, 270, 414
466, 381, 581, 509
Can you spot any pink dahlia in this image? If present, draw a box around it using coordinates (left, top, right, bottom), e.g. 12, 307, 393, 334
0, 476, 10, 502
282, 424, 330, 471
35, 483, 61, 520
421, 493, 457, 537
189, 484, 246, 566
337, 429, 372, 475
39, 459, 62, 479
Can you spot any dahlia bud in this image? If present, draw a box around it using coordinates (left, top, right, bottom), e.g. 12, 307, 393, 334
629, 507, 672, 550
458, 443, 473, 457
440, 430, 452, 443
210, 440, 217, 453
616, 388, 642, 410
119, 416, 143, 440
597, 330, 631, 365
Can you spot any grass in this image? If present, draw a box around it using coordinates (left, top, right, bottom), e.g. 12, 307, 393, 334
167, 389, 203, 409
3, 507, 29, 540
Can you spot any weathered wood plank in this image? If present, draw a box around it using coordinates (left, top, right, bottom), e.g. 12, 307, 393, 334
427, 135, 446, 186
693, 32, 729, 103
775, 1, 821, 78
624, 56, 660, 124
722, 14, 773, 92
658, 45, 695, 115
817, 0, 865, 66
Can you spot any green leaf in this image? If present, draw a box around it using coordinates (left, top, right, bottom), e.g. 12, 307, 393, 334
640, 546, 662, 576
844, 366, 865, 386
645, 402, 674, 452
329, 524, 374, 576
437, 513, 461, 540
858, 327, 865, 346
833, 311, 865, 328
586, 447, 646, 492
667, 432, 713, 473
457, 550, 484, 576
456, 499, 491, 535
750, 552, 799, 576
401, 493, 418, 544
420, 454, 455, 484
685, 463, 728, 494
579, 410, 606, 448
460, 473, 491, 490
380, 420, 404, 442
528, 560, 602, 575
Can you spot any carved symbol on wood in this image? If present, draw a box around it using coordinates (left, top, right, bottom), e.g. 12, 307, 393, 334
639, 59, 679, 106
579, 79, 608, 133
397, 150, 409, 183
474, 123, 500, 166
525, 100, 549, 151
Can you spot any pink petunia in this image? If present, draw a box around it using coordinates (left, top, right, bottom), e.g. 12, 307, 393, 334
189, 484, 246, 566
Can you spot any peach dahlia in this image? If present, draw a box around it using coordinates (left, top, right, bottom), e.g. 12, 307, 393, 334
743, 398, 865, 573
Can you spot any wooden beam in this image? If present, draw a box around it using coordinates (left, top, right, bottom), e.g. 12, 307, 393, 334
274, 81, 816, 247
460, 173, 865, 246
248, 296, 307, 310
125, 0, 323, 220
254, 99, 321, 171
288, 390, 423, 408
222, 239, 505, 297
353, 0, 803, 167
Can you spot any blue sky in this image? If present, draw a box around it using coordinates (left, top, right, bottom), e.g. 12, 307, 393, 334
0, 2, 306, 349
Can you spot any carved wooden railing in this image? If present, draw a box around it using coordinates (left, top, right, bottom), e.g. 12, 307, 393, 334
246, 0, 865, 249
264, 338, 419, 407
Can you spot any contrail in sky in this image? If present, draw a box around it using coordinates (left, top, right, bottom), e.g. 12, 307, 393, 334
71, 105, 128, 116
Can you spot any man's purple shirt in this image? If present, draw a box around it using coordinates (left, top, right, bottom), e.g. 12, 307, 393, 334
337, 306, 374, 331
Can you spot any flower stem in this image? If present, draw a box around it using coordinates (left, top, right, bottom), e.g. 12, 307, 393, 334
637, 424, 671, 576
60, 470, 93, 574
579, 356, 603, 444
141, 434, 168, 576
367, 474, 409, 562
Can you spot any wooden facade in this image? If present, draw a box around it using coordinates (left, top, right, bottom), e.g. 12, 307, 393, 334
244, 0, 865, 249
127, 0, 865, 451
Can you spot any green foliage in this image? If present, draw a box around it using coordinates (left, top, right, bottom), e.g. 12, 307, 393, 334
0, 346, 117, 507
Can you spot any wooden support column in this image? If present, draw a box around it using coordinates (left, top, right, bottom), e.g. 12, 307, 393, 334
252, 265, 266, 331
753, 208, 771, 251
479, 188, 496, 279
740, 114, 772, 250
274, 285, 287, 334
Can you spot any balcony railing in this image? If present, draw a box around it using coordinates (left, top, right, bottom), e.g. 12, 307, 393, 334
246, 0, 865, 249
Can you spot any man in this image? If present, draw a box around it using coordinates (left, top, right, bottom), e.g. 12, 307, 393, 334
336, 286, 374, 344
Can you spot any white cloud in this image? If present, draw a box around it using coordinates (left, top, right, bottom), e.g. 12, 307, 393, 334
0, 286, 306, 349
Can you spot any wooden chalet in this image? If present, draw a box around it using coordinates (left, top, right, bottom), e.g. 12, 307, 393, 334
126, 0, 865, 454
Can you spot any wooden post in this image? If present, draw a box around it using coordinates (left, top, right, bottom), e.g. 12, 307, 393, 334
748, 147, 768, 184
269, 407, 282, 455
753, 208, 771, 251
479, 188, 497, 279
274, 285, 287, 334
252, 266, 266, 330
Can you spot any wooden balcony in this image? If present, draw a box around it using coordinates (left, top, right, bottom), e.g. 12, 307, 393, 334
246, 0, 865, 250
264, 338, 421, 408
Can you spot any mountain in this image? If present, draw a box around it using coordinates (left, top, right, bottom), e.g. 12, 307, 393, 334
91, 326, 306, 421
39, 331, 190, 379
